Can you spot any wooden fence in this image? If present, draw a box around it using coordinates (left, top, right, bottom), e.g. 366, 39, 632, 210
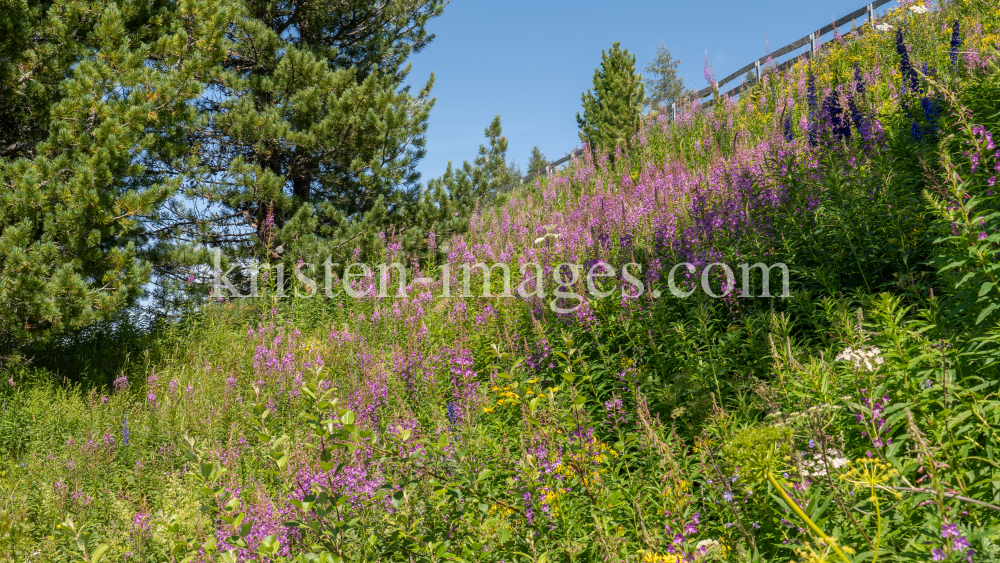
521, 0, 894, 184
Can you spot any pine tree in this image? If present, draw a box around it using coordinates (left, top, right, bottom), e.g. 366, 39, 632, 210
644, 43, 687, 112
153, 0, 447, 269
406, 115, 513, 251
525, 145, 549, 177
0, 0, 230, 341
577, 42, 645, 157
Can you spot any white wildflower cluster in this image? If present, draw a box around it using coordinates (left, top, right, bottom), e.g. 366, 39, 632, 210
909, 4, 929, 14
533, 232, 562, 245
695, 539, 724, 560
766, 404, 842, 425
798, 449, 850, 478
835, 346, 885, 372
874, 22, 894, 32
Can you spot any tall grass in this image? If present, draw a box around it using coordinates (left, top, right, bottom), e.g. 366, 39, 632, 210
4, 1, 1000, 561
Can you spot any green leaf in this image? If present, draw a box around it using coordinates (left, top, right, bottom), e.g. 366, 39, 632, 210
977, 303, 999, 324
89, 545, 110, 563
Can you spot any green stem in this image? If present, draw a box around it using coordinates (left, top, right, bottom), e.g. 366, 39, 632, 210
767, 472, 851, 563
872, 486, 882, 563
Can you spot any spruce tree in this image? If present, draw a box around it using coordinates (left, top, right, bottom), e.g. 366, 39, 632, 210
525, 145, 549, 177
644, 43, 687, 112
0, 0, 230, 341
577, 42, 645, 157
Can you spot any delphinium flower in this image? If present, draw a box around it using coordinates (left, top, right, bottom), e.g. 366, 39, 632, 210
783, 115, 793, 142
854, 63, 866, 94
121, 416, 130, 447
896, 29, 919, 93
846, 91, 867, 144
922, 96, 938, 132
824, 92, 850, 141
950, 20, 962, 70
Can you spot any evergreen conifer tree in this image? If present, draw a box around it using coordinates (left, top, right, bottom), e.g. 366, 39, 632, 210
644, 42, 687, 112
153, 0, 447, 268
0, 0, 230, 340
406, 115, 513, 251
577, 42, 645, 157
525, 145, 549, 177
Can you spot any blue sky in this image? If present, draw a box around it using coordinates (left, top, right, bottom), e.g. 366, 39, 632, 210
405, 0, 895, 180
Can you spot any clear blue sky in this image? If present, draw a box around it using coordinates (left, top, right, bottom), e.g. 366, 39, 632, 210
405, 0, 895, 180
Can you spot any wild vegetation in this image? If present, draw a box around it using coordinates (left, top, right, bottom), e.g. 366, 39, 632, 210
3, 1, 1000, 562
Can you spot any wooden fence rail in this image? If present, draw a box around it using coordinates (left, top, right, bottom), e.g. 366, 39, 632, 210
520, 0, 894, 184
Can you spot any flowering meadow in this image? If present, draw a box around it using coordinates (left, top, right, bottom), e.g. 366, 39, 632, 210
5, 1, 1000, 561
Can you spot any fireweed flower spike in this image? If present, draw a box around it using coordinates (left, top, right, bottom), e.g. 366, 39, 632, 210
807, 69, 818, 146
704, 51, 716, 90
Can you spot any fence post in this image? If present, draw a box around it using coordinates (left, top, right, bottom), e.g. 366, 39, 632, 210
867, 3, 874, 25
809, 32, 816, 56
671, 102, 677, 121
755, 59, 761, 81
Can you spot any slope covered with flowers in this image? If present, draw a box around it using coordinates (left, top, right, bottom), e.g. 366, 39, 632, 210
4, 1, 1000, 562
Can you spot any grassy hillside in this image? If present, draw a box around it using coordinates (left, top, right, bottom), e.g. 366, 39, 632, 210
4, 1, 1000, 562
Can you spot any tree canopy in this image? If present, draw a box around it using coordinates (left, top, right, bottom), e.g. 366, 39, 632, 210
0, 0, 230, 341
